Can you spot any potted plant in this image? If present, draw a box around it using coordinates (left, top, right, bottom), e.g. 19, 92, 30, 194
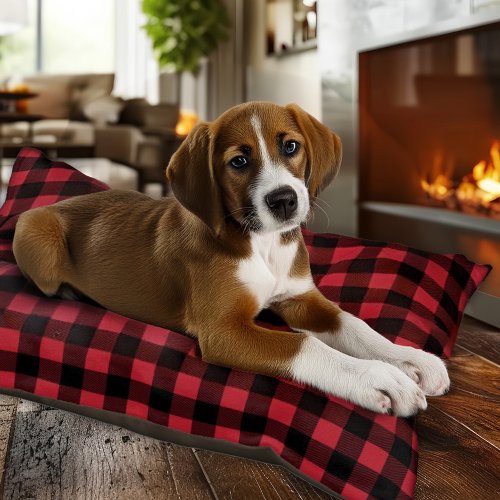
142, 0, 230, 114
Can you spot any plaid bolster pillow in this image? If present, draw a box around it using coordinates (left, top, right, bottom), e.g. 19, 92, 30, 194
0, 149, 490, 499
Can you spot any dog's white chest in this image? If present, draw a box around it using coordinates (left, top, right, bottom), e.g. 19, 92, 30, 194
237, 233, 313, 310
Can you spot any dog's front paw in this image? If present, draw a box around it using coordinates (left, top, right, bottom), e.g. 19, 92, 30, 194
394, 347, 450, 397
357, 360, 427, 417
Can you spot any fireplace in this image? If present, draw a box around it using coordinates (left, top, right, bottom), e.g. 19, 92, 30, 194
358, 21, 500, 327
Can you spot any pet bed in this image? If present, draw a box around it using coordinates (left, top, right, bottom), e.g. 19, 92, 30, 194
0, 148, 490, 499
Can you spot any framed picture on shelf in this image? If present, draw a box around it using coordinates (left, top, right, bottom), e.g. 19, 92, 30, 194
266, 0, 317, 56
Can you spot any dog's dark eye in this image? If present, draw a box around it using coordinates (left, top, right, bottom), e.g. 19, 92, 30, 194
230, 156, 248, 169
283, 140, 299, 156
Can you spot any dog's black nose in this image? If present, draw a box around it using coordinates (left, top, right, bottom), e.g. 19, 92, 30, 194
265, 186, 298, 221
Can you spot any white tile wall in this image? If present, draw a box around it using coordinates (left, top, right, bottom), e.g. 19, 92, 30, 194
473, 0, 500, 13
405, 0, 470, 30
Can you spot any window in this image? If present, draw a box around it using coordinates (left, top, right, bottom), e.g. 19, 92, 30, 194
0, 0, 115, 78
0, 0, 37, 78
42, 0, 115, 74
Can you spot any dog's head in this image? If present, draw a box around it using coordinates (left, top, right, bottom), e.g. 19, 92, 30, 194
167, 101, 342, 237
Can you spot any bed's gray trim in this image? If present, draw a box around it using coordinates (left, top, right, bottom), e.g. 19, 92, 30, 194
0, 388, 342, 499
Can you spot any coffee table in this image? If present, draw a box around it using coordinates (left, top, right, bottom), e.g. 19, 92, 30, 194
0, 112, 44, 123
0, 91, 38, 113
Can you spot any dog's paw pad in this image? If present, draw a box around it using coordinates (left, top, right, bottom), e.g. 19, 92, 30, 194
377, 391, 392, 413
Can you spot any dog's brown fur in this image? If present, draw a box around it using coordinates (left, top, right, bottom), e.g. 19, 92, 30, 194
13, 101, 342, 380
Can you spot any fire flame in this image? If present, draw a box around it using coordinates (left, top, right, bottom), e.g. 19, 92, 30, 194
473, 141, 500, 202
421, 174, 452, 201
421, 141, 500, 218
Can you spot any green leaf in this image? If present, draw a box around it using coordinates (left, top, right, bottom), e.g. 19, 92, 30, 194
141, 0, 230, 74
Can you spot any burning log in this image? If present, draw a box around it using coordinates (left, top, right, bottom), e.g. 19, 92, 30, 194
421, 141, 500, 220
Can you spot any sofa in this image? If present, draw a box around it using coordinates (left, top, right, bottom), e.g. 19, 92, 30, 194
0, 73, 180, 192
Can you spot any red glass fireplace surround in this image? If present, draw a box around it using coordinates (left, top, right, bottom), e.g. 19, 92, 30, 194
358, 21, 500, 326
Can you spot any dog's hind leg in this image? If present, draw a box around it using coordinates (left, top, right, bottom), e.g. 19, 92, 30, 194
13, 206, 70, 297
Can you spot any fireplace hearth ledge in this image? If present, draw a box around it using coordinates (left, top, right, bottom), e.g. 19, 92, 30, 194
361, 202, 500, 236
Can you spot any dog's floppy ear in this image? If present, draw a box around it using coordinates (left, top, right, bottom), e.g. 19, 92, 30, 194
166, 123, 224, 237
285, 103, 342, 199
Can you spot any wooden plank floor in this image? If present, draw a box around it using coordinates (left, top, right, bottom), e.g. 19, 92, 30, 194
0, 316, 498, 499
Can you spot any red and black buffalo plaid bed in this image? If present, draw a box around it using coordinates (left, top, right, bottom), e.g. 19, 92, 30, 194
0, 149, 490, 499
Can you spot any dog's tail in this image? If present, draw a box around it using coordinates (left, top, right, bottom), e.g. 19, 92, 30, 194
13, 207, 70, 297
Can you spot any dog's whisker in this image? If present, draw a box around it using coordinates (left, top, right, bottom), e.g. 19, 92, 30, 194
224, 206, 255, 221
247, 211, 261, 234
240, 211, 256, 234
225, 208, 245, 217
313, 200, 330, 228
315, 196, 332, 210
306, 209, 315, 225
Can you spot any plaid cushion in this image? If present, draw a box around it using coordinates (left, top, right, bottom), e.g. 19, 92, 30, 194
0, 148, 490, 499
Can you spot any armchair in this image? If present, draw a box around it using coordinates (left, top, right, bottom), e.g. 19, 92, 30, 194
95, 101, 181, 194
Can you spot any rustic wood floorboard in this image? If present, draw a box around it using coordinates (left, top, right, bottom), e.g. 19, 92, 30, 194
414, 404, 499, 499
454, 316, 500, 365
193, 449, 332, 499
0, 316, 498, 499
2, 402, 218, 500
414, 318, 500, 499
0, 395, 17, 493
425, 347, 499, 448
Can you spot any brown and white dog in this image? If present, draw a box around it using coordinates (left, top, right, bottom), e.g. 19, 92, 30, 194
12, 102, 449, 416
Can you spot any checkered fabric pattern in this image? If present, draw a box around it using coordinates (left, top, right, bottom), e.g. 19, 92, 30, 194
0, 149, 490, 499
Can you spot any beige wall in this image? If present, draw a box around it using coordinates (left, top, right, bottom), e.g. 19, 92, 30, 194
208, 0, 245, 119
159, 0, 245, 121
244, 0, 321, 119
